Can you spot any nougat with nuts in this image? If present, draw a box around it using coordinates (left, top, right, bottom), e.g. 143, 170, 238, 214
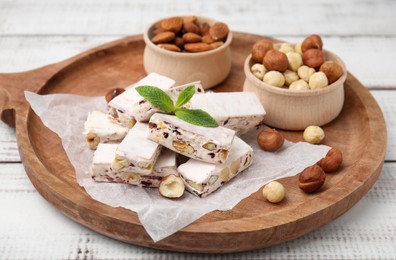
83, 110, 129, 150
112, 122, 162, 175
189, 92, 266, 135
147, 113, 236, 164
92, 144, 177, 188
107, 73, 175, 127
178, 136, 253, 197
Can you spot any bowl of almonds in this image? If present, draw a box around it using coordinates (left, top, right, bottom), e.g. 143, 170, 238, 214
243, 35, 347, 130
143, 16, 232, 89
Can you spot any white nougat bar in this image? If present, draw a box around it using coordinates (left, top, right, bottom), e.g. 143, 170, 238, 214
107, 73, 175, 127
147, 113, 236, 164
133, 81, 205, 122
91, 144, 177, 187
83, 110, 129, 150
177, 137, 253, 197
112, 122, 162, 175
190, 92, 266, 135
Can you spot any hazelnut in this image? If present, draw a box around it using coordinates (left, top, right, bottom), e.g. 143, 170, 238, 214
251, 40, 273, 63
297, 65, 315, 82
299, 165, 326, 193
278, 43, 295, 54
257, 128, 285, 152
86, 132, 100, 150
302, 49, 325, 69
295, 43, 303, 55
303, 125, 325, 144
320, 61, 344, 84
301, 34, 323, 53
105, 88, 125, 103
286, 52, 303, 72
251, 63, 267, 80
317, 148, 343, 173
262, 181, 286, 203
263, 71, 285, 87
289, 79, 310, 91
309, 72, 328, 89
159, 174, 185, 199
283, 70, 299, 86
263, 50, 289, 72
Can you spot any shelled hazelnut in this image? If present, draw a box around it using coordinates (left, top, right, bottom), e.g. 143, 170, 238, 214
150, 16, 229, 53
303, 125, 325, 144
250, 34, 344, 90
262, 181, 286, 203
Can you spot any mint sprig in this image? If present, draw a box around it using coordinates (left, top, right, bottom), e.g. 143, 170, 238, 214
175, 109, 219, 128
135, 85, 219, 128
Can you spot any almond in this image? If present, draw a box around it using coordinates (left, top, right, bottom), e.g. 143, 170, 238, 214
152, 31, 176, 44
174, 37, 184, 48
158, 43, 181, 52
183, 32, 202, 43
161, 17, 183, 33
183, 16, 197, 24
209, 22, 229, 41
201, 34, 215, 44
184, 42, 213, 52
183, 21, 200, 34
199, 22, 210, 36
153, 27, 165, 35
210, 41, 224, 49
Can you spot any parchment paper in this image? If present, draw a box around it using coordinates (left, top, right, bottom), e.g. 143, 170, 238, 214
25, 91, 330, 242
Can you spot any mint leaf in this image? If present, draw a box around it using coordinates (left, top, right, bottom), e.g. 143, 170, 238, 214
175, 85, 195, 108
135, 85, 174, 113
175, 109, 219, 127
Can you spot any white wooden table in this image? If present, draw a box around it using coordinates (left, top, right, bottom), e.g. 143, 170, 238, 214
1, 1, 395, 258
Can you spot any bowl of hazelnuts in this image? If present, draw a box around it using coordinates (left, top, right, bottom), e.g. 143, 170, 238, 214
243, 35, 347, 130
143, 16, 232, 89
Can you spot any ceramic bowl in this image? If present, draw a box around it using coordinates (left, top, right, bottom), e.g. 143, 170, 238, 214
243, 46, 347, 130
143, 16, 232, 89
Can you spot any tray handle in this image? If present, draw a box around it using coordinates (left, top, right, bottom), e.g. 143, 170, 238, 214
0, 63, 63, 127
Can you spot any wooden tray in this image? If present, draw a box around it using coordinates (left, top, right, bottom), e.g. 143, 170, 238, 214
0, 33, 386, 253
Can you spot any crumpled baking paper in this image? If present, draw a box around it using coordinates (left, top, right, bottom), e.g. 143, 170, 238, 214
25, 91, 330, 242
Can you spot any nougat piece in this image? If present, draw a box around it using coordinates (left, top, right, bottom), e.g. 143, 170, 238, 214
190, 92, 266, 135
108, 73, 175, 127
91, 144, 177, 187
133, 81, 205, 122
112, 122, 162, 175
83, 110, 129, 150
147, 113, 235, 164
178, 137, 253, 197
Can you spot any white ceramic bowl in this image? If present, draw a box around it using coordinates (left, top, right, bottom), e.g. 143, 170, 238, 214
243, 47, 347, 130
143, 16, 232, 89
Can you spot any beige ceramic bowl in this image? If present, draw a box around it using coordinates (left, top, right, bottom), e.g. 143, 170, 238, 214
243, 47, 347, 130
143, 16, 232, 89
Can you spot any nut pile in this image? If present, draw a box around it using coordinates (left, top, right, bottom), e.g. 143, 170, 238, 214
250, 35, 344, 90
151, 16, 229, 53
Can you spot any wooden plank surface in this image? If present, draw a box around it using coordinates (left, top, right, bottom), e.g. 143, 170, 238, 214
0, 0, 395, 36
1, 163, 395, 259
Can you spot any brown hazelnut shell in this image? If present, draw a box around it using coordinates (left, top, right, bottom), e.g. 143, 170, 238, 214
317, 148, 343, 173
263, 50, 289, 72
299, 165, 326, 193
